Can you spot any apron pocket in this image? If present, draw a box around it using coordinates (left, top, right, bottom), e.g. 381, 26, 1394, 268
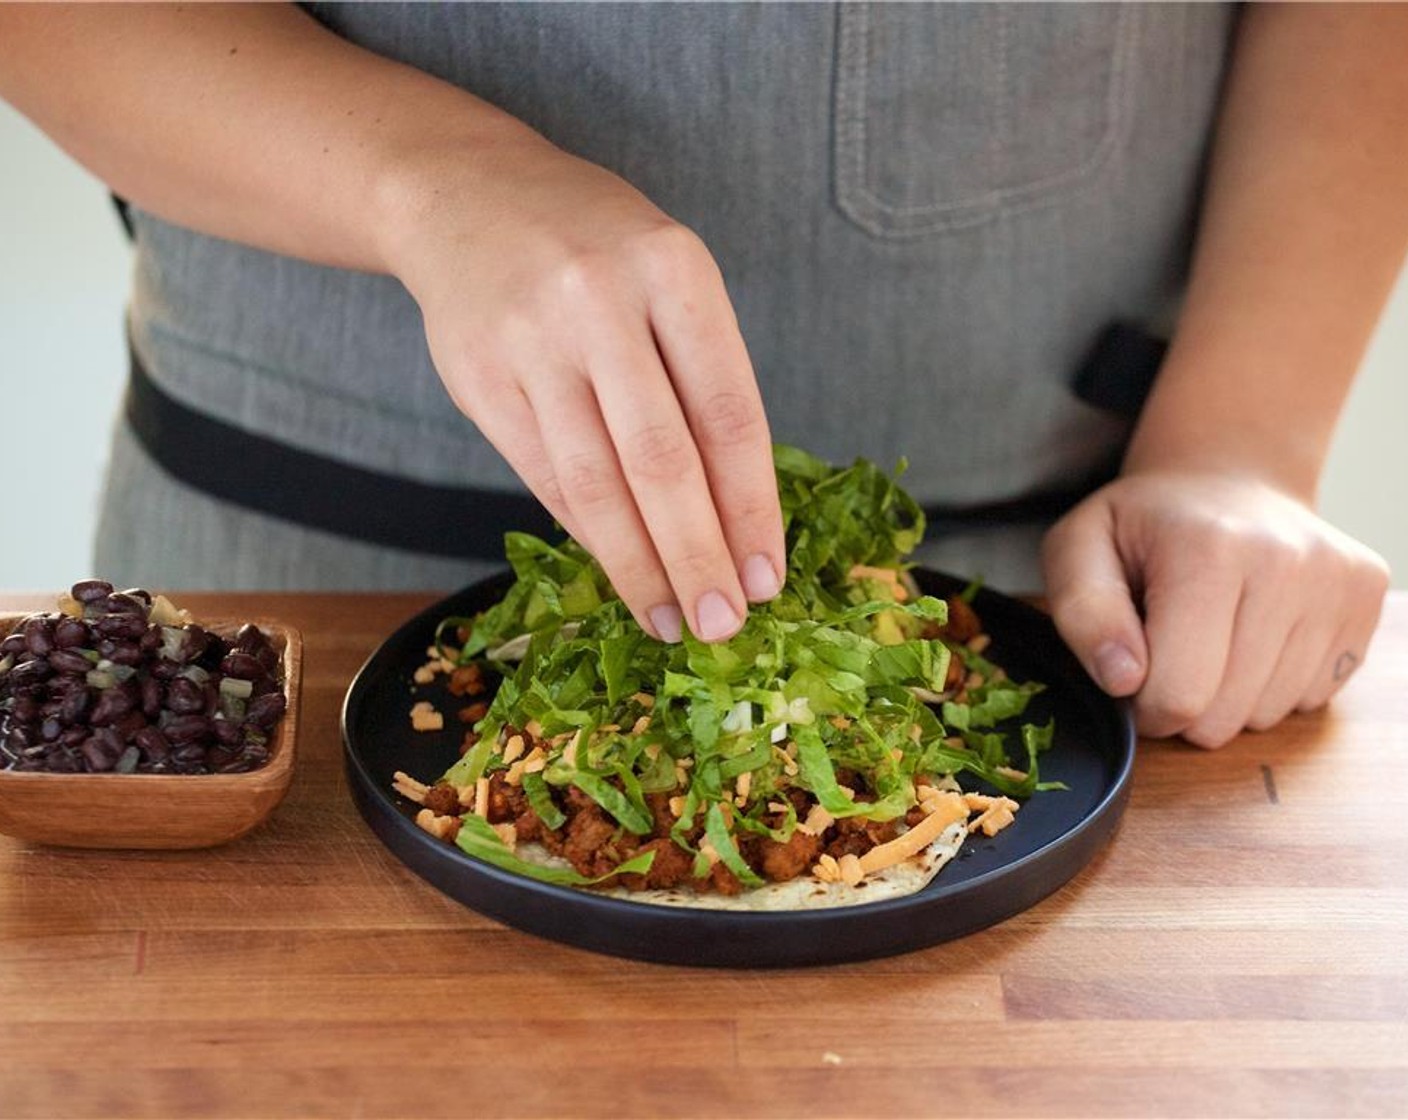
833, 3, 1139, 239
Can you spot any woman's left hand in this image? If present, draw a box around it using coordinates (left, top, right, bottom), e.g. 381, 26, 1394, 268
1040, 470, 1391, 747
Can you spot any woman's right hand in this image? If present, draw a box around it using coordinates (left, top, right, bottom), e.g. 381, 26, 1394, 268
0, 3, 783, 638
383, 130, 784, 643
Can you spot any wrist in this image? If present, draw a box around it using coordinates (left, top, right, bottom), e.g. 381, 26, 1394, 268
1122, 425, 1323, 506
1120, 340, 1339, 505
369, 106, 555, 289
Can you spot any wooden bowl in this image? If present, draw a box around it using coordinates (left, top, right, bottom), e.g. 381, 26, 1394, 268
0, 615, 301, 849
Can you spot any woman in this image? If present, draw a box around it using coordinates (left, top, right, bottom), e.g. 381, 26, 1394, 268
1, 3, 1401, 747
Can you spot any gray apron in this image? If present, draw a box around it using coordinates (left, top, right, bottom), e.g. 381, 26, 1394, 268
97, 2, 1236, 592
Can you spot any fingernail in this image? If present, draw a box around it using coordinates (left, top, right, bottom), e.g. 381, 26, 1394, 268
694, 590, 741, 642
742, 553, 781, 601
648, 604, 683, 644
1094, 641, 1142, 694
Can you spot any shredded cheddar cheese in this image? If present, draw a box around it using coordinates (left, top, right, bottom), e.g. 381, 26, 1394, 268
856, 792, 969, 877
414, 809, 458, 841
492, 822, 518, 850
392, 771, 430, 804
409, 701, 444, 732
502, 735, 526, 765
797, 804, 835, 837
847, 563, 909, 601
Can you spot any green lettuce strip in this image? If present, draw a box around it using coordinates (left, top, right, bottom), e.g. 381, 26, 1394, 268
455, 814, 655, 886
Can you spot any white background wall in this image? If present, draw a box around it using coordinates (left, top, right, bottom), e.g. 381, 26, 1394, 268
2, 99, 1406, 591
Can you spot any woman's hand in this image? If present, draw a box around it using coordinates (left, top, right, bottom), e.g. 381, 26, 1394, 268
384, 132, 784, 644
1036, 6, 1407, 747
0, 5, 785, 643
1041, 471, 1390, 747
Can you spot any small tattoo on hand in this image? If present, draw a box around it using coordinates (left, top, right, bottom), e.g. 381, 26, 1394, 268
1333, 650, 1359, 682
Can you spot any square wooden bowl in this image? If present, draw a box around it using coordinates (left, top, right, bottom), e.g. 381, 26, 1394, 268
0, 615, 301, 849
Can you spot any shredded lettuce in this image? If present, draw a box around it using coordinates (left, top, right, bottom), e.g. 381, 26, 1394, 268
435, 445, 1059, 884
455, 814, 655, 886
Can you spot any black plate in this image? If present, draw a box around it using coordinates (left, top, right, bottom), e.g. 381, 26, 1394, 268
342, 570, 1134, 968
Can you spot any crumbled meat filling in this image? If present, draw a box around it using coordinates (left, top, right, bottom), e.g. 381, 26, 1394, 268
421, 783, 462, 818
757, 829, 822, 882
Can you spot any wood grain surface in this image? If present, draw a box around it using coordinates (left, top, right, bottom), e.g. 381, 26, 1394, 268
2, 590, 1406, 1120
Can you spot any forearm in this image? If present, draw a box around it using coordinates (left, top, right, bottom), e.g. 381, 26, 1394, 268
0, 2, 542, 274
1125, 3, 1408, 502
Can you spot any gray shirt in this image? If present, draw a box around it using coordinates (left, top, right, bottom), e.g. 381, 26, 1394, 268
106, 3, 1236, 591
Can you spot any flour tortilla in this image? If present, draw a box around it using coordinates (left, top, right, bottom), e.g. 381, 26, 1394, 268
513, 819, 970, 911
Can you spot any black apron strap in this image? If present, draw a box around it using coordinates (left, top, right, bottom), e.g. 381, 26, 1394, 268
124, 343, 560, 559
125, 321, 1166, 558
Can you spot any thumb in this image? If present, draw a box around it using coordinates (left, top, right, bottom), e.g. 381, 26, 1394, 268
1041, 496, 1148, 697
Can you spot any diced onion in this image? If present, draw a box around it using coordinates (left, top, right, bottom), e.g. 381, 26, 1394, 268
721, 700, 753, 733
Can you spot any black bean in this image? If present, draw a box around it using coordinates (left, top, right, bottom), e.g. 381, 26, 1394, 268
81, 738, 114, 772
45, 674, 84, 697
164, 714, 210, 744
109, 642, 147, 667
182, 626, 211, 663
244, 692, 287, 731
165, 677, 205, 715
8, 659, 51, 687
118, 588, 153, 607
10, 695, 40, 722
114, 710, 147, 741
96, 614, 147, 641
151, 659, 182, 681
101, 592, 148, 617
93, 726, 124, 755
206, 746, 236, 770
52, 617, 90, 649
1, 631, 27, 656
140, 677, 163, 718
139, 626, 163, 653
59, 726, 87, 748
59, 686, 94, 726
218, 758, 253, 774
71, 580, 114, 604
47, 649, 93, 676
90, 688, 135, 726
233, 623, 266, 653
115, 745, 141, 774
212, 717, 242, 746
171, 744, 207, 765
47, 749, 80, 773
219, 651, 263, 681
235, 626, 278, 673
133, 726, 171, 762
22, 618, 55, 657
